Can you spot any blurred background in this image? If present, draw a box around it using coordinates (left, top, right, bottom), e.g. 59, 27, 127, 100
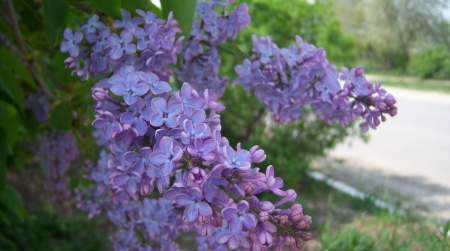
1, 0, 449, 250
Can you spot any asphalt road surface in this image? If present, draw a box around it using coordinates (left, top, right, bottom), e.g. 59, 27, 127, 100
324, 86, 450, 219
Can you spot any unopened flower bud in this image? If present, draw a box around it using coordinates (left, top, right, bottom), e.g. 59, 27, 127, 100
201, 223, 214, 237
139, 183, 152, 195
300, 232, 312, 241
188, 167, 206, 184
244, 182, 255, 195
259, 232, 273, 247
278, 215, 289, 225
258, 211, 269, 222
290, 209, 303, 221
284, 235, 295, 246
198, 215, 210, 225
92, 87, 108, 101
211, 211, 222, 227
284, 189, 297, 202
260, 201, 274, 212
249, 145, 266, 163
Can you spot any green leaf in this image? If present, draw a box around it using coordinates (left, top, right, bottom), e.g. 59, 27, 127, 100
0, 128, 7, 193
160, 0, 196, 41
0, 101, 21, 149
121, 0, 147, 13
93, 0, 122, 20
0, 233, 17, 250
70, 176, 79, 189
0, 65, 25, 112
43, 0, 69, 47
0, 46, 37, 90
48, 102, 73, 131
0, 184, 27, 222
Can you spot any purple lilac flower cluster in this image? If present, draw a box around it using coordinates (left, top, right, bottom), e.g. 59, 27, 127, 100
178, 0, 250, 97
61, 9, 183, 82
76, 150, 193, 250
88, 63, 311, 249
33, 129, 78, 205
234, 35, 398, 131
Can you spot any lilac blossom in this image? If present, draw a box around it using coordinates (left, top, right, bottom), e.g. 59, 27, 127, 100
108, 30, 136, 59
150, 136, 183, 175
149, 97, 183, 128
60, 28, 83, 57
120, 98, 152, 135
110, 72, 149, 105
175, 187, 212, 222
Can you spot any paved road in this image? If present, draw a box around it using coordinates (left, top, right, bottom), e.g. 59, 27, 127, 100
323, 86, 450, 219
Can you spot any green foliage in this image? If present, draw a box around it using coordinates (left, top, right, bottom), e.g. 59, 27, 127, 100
0, 205, 110, 251
320, 212, 450, 251
92, 0, 122, 19
48, 102, 73, 131
43, 0, 69, 46
408, 45, 450, 79
160, 0, 197, 41
321, 226, 378, 251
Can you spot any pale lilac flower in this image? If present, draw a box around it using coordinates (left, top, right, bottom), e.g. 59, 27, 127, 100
175, 187, 212, 222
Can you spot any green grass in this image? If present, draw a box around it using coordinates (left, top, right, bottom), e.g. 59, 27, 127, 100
381, 80, 450, 94
319, 213, 450, 251
298, 178, 450, 251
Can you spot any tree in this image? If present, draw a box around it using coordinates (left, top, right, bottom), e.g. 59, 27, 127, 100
335, 0, 450, 72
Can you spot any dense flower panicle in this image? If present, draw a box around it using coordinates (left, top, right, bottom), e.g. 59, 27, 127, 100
61, 8, 182, 81
234, 35, 398, 131
61, 2, 397, 250
178, 1, 250, 97
33, 129, 78, 206
86, 70, 312, 249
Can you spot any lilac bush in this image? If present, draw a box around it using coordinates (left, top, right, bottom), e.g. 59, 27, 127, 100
61, 1, 397, 250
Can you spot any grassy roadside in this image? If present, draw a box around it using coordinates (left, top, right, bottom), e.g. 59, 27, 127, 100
365, 74, 450, 94
381, 80, 450, 94
299, 179, 450, 251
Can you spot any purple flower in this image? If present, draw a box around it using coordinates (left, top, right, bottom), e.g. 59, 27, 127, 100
136, 10, 165, 25
265, 165, 285, 196
353, 75, 373, 96
222, 201, 256, 234
175, 187, 212, 222
108, 30, 136, 59
154, 25, 176, 50
222, 145, 251, 170
92, 111, 122, 139
280, 45, 302, 67
180, 118, 208, 144
187, 138, 217, 161
146, 166, 169, 193
134, 23, 158, 50
177, 83, 204, 112
111, 166, 142, 196
110, 72, 149, 105
124, 147, 154, 174
60, 28, 83, 57
150, 136, 182, 175
138, 71, 171, 95
120, 98, 152, 135
201, 164, 227, 202
86, 27, 110, 53
149, 97, 183, 128
113, 9, 143, 31
82, 14, 105, 34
